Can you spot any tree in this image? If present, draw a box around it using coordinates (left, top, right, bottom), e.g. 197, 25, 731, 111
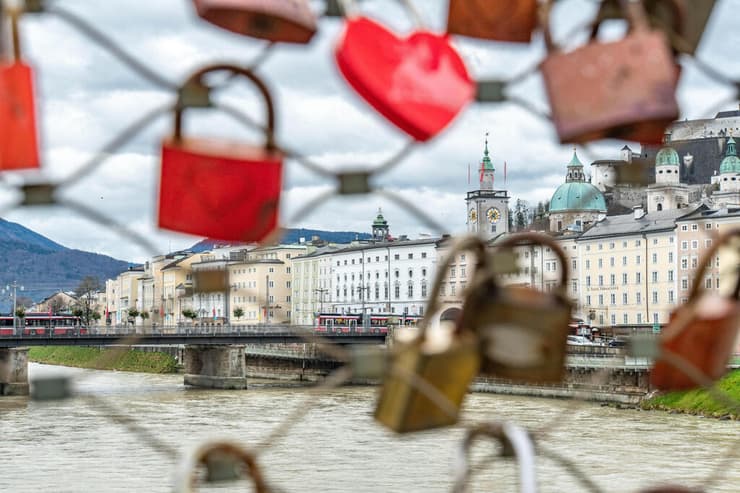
73, 276, 102, 327
182, 309, 198, 321
49, 296, 67, 315
233, 307, 244, 320
127, 308, 140, 319
515, 199, 528, 231
91, 311, 101, 322
15, 306, 25, 319
141, 311, 150, 324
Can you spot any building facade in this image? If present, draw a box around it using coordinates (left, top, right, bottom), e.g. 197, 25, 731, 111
466, 138, 509, 240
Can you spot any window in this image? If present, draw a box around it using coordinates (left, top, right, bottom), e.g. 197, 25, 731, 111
586, 245, 591, 251
611, 314, 616, 325
586, 276, 591, 287
652, 291, 658, 303
622, 256, 627, 266
598, 294, 604, 305
668, 252, 674, 263
421, 252, 427, 259
681, 225, 688, 231
394, 254, 400, 260
691, 224, 698, 231
681, 278, 688, 290
572, 259, 577, 270
623, 313, 628, 324
610, 274, 615, 286
450, 284, 456, 296
636, 272, 641, 284
586, 260, 591, 269
394, 284, 400, 299
636, 255, 641, 265
681, 257, 688, 269
286, 281, 291, 288
598, 259, 603, 268
375, 285, 379, 299
352, 259, 355, 265
653, 238, 658, 245
705, 277, 712, 289
408, 253, 413, 259
286, 295, 291, 302
421, 281, 427, 297
668, 291, 674, 303
394, 270, 400, 278
572, 280, 578, 293
598, 275, 603, 286
286, 267, 291, 274
637, 313, 642, 324
376, 256, 380, 262
635, 240, 641, 247
609, 242, 615, 249
651, 272, 658, 283
269, 267, 274, 273
268, 281, 274, 288
705, 223, 712, 230
598, 243, 603, 250
705, 239, 712, 248
652, 253, 657, 264
668, 270, 674, 281
622, 273, 628, 285
586, 295, 591, 306
610, 293, 616, 305
681, 241, 688, 250
610, 257, 615, 267
636, 292, 642, 304
407, 282, 413, 298
691, 240, 698, 249
408, 269, 413, 278
622, 293, 628, 304
622, 241, 627, 248
691, 257, 698, 268
422, 268, 427, 277
269, 295, 274, 302
450, 267, 456, 278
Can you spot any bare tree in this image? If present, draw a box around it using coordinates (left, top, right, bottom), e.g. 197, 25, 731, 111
73, 276, 102, 326
49, 296, 67, 315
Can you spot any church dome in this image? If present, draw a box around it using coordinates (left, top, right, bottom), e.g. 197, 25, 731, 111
550, 182, 607, 212
550, 149, 607, 213
655, 146, 679, 167
719, 136, 740, 174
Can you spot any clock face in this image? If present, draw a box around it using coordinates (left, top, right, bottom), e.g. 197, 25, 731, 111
487, 207, 500, 223
469, 209, 477, 222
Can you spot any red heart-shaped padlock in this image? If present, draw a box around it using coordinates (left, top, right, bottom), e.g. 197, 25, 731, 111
336, 17, 474, 142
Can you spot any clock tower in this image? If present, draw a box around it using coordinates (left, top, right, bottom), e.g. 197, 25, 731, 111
466, 135, 510, 240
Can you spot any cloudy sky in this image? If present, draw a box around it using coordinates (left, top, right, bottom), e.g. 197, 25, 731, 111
1, 0, 738, 263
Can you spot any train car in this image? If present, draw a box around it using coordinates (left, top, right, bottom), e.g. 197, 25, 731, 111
316, 313, 421, 335
0, 314, 85, 336
316, 313, 361, 334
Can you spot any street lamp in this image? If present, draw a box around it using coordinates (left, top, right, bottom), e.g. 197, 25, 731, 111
5, 281, 24, 335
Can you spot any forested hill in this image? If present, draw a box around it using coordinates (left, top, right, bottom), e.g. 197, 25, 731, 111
190, 228, 372, 252
0, 219, 131, 311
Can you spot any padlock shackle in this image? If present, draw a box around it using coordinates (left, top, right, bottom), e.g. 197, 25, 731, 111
591, 0, 688, 48
541, 0, 651, 53
418, 235, 489, 340
175, 440, 269, 493
453, 422, 537, 493
687, 228, 740, 302
494, 232, 569, 291
7, 7, 21, 62
173, 64, 277, 150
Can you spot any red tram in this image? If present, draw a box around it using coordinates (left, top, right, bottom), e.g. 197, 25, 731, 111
316, 313, 422, 335
0, 314, 85, 336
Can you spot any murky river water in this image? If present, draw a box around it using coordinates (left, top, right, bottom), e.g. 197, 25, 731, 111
0, 364, 738, 492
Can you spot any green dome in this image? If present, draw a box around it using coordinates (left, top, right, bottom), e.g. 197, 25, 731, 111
550, 182, 607, 212
655, 146, 679, 167
720, 137, 740, 174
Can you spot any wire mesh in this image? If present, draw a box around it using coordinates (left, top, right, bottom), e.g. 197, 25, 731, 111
1, 0, 740, 491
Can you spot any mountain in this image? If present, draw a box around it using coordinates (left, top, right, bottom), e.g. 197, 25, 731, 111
190, 228, 372, 252
0, 219, 131, 311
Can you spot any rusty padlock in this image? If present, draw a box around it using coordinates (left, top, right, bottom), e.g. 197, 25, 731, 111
595, 0, 716, 55
374, 236, 484, 433
0, 8, 40, 171
192, 0, 317, 44
174, 439, 268, 492
540, 0, 679, 145
651, 229, 740, 391
459, 232, 572, 384
158, 64, 283, 243
447, 0, 538, 43
452, 422, 538, 493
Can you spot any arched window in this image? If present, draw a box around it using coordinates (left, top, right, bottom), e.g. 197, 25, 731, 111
657, 203, 663, 211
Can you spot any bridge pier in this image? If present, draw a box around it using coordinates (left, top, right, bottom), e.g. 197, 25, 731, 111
183, 345, 247, 390
0, 347, 29, 396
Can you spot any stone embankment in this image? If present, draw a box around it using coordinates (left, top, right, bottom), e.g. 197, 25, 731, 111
29, 346, 178, 373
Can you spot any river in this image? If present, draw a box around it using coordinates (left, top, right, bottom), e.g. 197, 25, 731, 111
0, 364, 738, 492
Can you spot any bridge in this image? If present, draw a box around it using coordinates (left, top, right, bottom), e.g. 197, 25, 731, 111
0, 325, 387, 348
0, 325, 386, 396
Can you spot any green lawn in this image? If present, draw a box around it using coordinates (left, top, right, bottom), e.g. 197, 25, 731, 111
29, 346, 178, 373
641, 369, 740, 419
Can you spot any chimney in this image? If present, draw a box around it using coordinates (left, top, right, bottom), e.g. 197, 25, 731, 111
633, 204, 646, 220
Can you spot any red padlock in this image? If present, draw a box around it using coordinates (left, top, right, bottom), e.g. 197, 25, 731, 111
0, 9, 40, 171
651, 229, 740, 391
447, 0, 538, 43
335, 3, 474, 142
540, 0, 679, 144
192, 0, 317, 44
158, 65, 282, 243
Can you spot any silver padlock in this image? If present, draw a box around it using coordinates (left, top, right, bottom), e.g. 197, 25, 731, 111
453, 422, 537, 493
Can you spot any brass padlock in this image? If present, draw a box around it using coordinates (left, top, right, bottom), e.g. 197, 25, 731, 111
374, 237, 484, 433
541, 0, 679, 144
192, 0, 317, 44
459, 232, 572, 384
452, 422, 538, 493
446, 0, 538, 43
651, 229, 740, 391
595, 0, 716, 55
174, 440, 268, 492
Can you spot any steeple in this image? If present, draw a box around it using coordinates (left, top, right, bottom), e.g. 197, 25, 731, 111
565, 147, 586, 182
371, 208, 389, 241
479, 132, 495, 190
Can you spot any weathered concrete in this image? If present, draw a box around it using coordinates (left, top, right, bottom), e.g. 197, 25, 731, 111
0, 347, 29, 396
183, 345, 247, 389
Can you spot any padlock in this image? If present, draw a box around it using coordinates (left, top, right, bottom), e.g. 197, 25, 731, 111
595, 0, 716, 55
174, 439, 268, 492
452, 422, 537, 493
374, 236, 484, 433
651, 229, 740, 391
158, 64, 283, 243
334, 0, 474, 142
192, 0, 317, 44
459, 232, 572, 383
447, 0, 538, 43
540, 0, 679, 144
0, 8, 40, 171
